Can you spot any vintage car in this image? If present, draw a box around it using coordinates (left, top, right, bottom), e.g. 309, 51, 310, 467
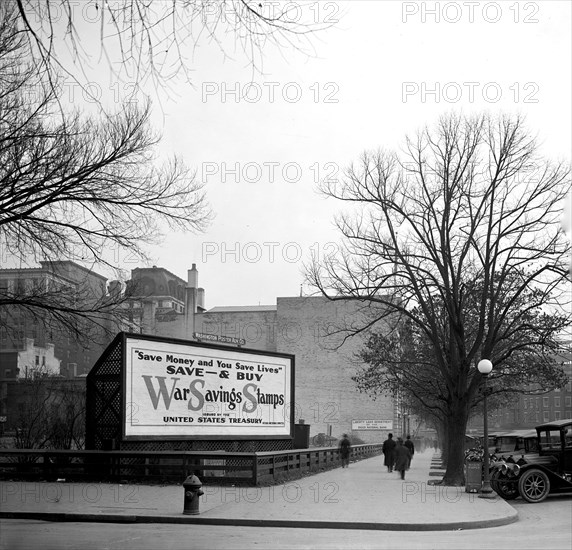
493, 429, 538, 457
491, 419, 572, 503
466, 431, 506, 454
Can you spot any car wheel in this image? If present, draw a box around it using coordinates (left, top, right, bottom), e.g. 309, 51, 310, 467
491, 470, 519, 500
518, 469, 550, 503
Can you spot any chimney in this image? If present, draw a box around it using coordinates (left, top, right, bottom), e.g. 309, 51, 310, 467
185, 264, 199, 335
142, 300, 157, 334
108, 280, 122, 298
197, 288, 205, 311
187, 264, 198, 289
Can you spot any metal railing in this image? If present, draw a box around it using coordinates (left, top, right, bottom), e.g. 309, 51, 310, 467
0, 444, 382, 485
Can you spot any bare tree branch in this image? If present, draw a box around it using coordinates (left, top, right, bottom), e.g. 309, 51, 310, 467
14, 0, 333, 99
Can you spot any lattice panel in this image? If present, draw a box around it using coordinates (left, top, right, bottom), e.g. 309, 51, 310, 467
96, 408, 118, 425
120, 439, 292, 452
86, 335, 123, 450
96, 345, 122, 375
96, 380, 120, 402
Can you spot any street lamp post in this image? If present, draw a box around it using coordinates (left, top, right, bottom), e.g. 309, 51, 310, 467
477, 359, 495, 498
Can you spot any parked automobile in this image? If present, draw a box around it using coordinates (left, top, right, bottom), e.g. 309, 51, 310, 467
465, 431, 502, 454
493, 429, 538, 457
491, 419, 572, 503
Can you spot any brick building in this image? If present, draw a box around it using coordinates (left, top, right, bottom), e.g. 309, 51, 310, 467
0, 260, 113, 378
0, 338, 61, 379
468, 346, 572, 434
492, 351, 572, 430
0, 260, 119, 435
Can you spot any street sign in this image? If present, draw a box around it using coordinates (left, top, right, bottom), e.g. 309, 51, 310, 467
193, 332, 246, 346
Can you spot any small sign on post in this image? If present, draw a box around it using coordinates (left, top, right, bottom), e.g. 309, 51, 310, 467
351, 419, 393, 430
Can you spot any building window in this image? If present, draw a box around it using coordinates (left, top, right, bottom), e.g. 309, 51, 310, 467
543, 397, 549, 408
554, 397, 560, 408
4, 369, 11, 377
524, 398, 527, 409
16, 278, 26, 294
565, 396, 571, 408
535, 412, 540, 422
35, 355, 39, 366
555, 411, 561, 420
543, 411, 549, 422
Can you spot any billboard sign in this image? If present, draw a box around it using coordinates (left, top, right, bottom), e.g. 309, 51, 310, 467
123, 336, 294, 439
351, 419, 393, 430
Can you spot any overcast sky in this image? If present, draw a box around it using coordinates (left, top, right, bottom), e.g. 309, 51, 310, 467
24, 1, 572, 308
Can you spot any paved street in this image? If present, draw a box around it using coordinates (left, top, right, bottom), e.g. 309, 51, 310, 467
1, 496, 571, 550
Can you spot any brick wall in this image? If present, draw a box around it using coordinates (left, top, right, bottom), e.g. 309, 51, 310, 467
196, 309, 278, 352
274, 297, 394, 444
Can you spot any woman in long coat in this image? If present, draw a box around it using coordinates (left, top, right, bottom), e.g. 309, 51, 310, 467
394, 438, 412, 480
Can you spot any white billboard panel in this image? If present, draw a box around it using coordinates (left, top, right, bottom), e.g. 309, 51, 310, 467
123, 336, 294, 439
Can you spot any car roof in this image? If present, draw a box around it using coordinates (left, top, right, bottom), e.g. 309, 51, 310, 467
467, 431, 509, 438
498, 429, 537, 438
535, 419, 572, 430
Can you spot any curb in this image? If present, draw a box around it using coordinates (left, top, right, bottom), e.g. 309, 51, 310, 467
0, 510, 519, 531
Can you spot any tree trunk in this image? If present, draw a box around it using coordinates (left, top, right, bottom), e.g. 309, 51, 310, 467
442, 400, 469, 485
437, 424, 448, 466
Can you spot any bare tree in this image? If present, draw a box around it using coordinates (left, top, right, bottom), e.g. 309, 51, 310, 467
306, 113, 571, 485
0, 4, 211, 341
13, 367, 85, 450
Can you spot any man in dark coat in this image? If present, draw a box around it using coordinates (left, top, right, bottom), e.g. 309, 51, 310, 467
394, 438, 412, 480
339, 434, 351, 468
404, 435, 415, 469
382, 433, 396, 472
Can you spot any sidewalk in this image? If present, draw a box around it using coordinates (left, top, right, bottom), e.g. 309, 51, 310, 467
0, 450, 518, 531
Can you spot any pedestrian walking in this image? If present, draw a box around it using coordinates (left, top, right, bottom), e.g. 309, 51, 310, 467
403, 434, 415, 469
339, 433, 351, 468
394, 438, 411, 480
382, 433, 396, 472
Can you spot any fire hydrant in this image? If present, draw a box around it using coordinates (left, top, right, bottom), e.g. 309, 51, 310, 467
182, 474, 204, 515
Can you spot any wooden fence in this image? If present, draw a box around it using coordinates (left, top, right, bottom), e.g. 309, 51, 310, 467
0, 444, 383, 486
